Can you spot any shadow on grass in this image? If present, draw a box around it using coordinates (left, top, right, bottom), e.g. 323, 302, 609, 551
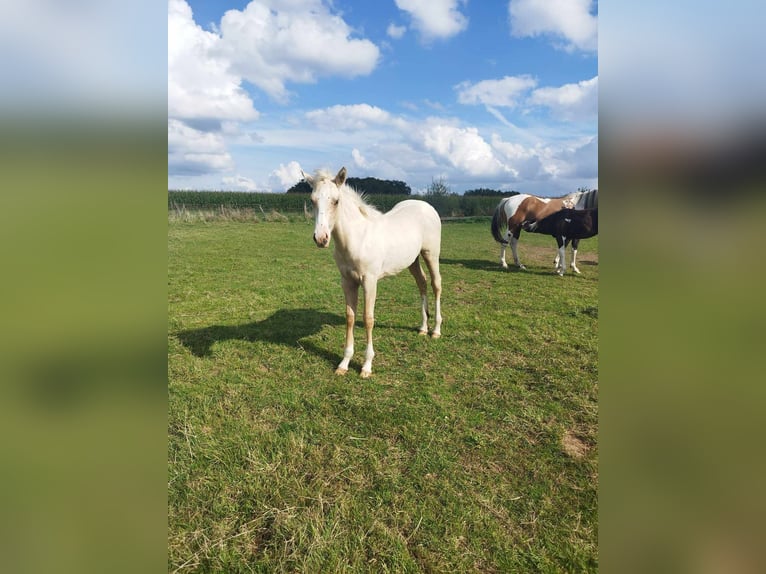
175, 308, 344, 361
440, 258, 505, 272
441, 257, 598, 275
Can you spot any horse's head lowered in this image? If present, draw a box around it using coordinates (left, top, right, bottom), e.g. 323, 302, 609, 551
302, 167, 347, 248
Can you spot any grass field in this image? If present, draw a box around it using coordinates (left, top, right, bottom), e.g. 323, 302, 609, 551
168, 216, 598, 572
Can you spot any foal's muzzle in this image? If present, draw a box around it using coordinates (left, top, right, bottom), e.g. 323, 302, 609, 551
313, 233, 330, 248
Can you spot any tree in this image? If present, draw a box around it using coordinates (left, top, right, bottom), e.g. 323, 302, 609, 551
286, 176, 412, 195
425, 176, 451, 196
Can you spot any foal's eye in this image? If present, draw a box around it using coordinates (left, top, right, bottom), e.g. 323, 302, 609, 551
331, 199, 339, 206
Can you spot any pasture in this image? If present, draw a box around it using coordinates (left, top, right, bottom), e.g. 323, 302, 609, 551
168, 216, 598, 572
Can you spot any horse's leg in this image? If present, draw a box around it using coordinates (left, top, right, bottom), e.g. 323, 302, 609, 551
510, 229, 525, 269
422, 252, 442, 338
408, 258, 429, 335
360, 277, 377, 378
555, 237, 566, 275
555, 238, 569, 268
570, 238, 581, 274
499, 230, 510, 269
336, 276, 358, 375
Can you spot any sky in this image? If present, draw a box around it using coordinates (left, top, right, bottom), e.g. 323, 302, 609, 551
168, 0, 598, 195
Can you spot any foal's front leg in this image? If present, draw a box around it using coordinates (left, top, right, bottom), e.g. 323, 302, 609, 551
360, 277, 377, 378
336, 277, 358, 375
555, 238, 566, 275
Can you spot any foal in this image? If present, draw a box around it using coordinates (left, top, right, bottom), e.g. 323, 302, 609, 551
523, 208, 598, 275
304, 167, 443, 377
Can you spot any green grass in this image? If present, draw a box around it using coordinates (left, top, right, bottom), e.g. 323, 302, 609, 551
168, 218, 598, 572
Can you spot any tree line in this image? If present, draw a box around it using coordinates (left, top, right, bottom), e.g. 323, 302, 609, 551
286, 177, 412, 195
286, 175, 521, 197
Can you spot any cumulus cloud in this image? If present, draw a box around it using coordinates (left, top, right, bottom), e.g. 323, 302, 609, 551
456, 74, 598, 123
419, 122, 506, 176
222, 174, 258, 191
387, 23, 407, 39
351, 148, 368, 169
168, 0, 258, 121
528, 76, 598, 121
455, 75, 538, 107
556, 136, 598, 178
395, 0, 468, 42
305, 103, 404, 131
168, 119, 234, 175
508, 0, 597, 52
217, 0, 380, 103
270, 161, 304, 190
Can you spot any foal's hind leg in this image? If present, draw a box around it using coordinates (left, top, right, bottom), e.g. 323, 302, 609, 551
408, 258, 429, 335
422, 251, 443, 338
570, 238, 581, 274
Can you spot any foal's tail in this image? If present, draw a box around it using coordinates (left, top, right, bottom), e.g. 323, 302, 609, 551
491, 200, 509, 245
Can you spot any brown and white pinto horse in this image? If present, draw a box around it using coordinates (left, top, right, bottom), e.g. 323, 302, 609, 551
490, 189, 597, 271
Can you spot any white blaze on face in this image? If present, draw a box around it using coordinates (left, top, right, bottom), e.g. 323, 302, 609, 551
311, 180, 338, 248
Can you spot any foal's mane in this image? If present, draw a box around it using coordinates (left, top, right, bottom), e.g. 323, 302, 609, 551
313, 169, 381, 219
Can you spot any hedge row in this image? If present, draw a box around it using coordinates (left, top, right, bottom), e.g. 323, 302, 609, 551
168, 191, 503, 218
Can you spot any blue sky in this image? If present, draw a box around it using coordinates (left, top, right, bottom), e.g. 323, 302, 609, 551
169, 0, 598, 195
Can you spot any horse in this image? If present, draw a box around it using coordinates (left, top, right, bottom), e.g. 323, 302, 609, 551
522, 208, 598, 275
490, 189, 598, 271
303, 167, 443, 378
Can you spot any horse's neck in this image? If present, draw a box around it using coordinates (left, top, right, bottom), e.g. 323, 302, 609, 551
332, 197, 369, 257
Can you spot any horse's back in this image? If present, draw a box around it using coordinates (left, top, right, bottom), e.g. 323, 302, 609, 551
386, 199, 441, 245
501, 194, 531, 217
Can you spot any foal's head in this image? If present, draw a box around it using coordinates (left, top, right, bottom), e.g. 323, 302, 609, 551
302, 167, 347, 248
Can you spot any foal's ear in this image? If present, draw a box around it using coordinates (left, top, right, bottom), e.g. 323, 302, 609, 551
301, 169, 313, 186
334, 167, 347, 186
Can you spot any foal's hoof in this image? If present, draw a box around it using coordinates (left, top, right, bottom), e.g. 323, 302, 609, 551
360, 369, 372, 379
431, 332, 441, 339
335, 367, 348, 376
418, 329, 428, 336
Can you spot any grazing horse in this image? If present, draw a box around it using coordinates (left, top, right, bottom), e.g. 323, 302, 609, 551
491, 189, 598, 270
303, 167, 443, 378
523, 208, 598, 275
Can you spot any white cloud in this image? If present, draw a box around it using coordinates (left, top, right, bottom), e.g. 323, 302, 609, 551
556, 136, 598, 178
305, 103, 405, 131
270, 161, 304, 190
395, 0, 468, 42
168, 119, 234, 175
387, 23, 407, 39
351, 148, 368, 169
528, 76, 598, 121
491, 135, 544, 180
218, 0, 380, 103
419, 122, 506, 176
222, 174, 258, 191
168, 0, 258, 121
455, 75, 537, 107
508, 0, 597, 52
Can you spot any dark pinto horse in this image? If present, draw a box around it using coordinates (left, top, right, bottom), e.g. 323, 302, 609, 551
491, 189, 598, 271
522, 208, 598, 275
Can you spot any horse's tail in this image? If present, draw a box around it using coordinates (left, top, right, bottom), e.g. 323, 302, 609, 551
491, 200, 509, 244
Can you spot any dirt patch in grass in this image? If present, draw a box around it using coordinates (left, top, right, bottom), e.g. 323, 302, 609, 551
561, 430, 589, 459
